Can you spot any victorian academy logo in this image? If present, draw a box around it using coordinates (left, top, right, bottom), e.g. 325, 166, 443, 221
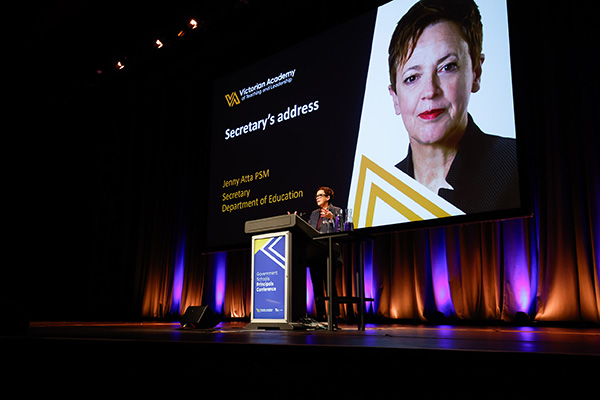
225, 91, 240, 107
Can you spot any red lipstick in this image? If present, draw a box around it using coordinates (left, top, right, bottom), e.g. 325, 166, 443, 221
418, 109, 445, 120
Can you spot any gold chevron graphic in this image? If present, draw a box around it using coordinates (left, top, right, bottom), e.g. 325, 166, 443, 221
354, 155, 451, 227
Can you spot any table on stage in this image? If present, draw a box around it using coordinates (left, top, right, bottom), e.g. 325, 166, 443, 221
313, 230, 374, 331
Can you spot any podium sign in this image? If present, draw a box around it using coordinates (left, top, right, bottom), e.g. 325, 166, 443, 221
250, 231, 291, 324
245, 214, 315, 330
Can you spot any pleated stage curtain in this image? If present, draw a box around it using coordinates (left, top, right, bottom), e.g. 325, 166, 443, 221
168, 199, 598, 324
371, 220, 538, 322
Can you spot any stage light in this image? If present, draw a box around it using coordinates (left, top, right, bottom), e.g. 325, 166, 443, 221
424, 310, 446, 323
116, 61, 125, 70
514, 311, 531, 325
189, 19, 198, 29
155, 39, 164, 49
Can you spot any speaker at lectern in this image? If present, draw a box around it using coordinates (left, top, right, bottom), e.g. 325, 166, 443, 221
244, 214, 319, 330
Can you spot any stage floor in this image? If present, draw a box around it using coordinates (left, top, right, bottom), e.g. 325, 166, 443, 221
3, 320, 599, 396
12, 320, 600, 355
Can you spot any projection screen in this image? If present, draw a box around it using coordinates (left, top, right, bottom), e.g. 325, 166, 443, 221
206, 0, 523, 250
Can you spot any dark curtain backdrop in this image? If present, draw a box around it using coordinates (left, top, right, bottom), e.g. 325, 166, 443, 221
20, 1, 598, 323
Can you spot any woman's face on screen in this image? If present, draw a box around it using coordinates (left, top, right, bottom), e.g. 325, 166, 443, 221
389, 20, 482, 147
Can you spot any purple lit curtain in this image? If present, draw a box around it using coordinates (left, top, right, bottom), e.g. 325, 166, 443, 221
179, 251, 251, 319
169, 196, 597, 324
371, 220, 539, 322
171, 187, 597, 323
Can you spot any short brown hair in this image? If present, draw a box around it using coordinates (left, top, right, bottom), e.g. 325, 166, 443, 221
388, 0, 483, 92
318, 186, 334, 200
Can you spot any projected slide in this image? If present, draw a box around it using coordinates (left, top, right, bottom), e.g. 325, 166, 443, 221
206, 0, 520, 249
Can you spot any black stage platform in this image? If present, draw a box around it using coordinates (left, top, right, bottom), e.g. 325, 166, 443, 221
3, 321, 598, 396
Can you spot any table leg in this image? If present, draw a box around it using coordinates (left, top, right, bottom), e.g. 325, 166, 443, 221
327, 236, 334, 331
358, 240, 365, 331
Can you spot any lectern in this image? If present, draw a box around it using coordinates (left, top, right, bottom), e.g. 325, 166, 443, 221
244, 214, 319, 330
